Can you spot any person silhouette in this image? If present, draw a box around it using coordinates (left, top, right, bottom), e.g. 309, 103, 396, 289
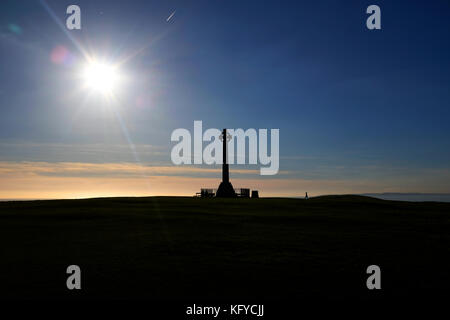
305, 192, 308, 200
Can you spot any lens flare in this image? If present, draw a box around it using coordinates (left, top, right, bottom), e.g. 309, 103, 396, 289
50, 45, 75, 66
8, 24, 22, 35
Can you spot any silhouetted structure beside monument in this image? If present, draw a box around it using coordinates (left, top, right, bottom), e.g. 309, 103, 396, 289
216, 129, 237, 198
195, 128, 259, 198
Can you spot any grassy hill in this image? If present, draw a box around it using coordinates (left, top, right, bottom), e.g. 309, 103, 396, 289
0, 195, 449, 301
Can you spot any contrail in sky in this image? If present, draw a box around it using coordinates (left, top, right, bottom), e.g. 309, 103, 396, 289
166, 10, 176, 22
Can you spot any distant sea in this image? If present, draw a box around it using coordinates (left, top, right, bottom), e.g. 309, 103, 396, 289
362, 193, 450, 203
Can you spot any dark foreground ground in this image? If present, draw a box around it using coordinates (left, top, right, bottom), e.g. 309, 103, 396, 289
0, 195, 449, 304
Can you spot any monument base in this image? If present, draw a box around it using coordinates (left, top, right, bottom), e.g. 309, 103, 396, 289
216, 181, 236, 198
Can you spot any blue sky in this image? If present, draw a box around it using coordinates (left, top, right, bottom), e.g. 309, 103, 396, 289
1, 0, 450, 198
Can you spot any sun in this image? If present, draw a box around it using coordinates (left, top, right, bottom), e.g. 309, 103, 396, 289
82, 61, 119, 94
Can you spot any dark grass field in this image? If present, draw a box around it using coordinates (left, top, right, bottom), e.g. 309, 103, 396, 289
0, 195, 449, 302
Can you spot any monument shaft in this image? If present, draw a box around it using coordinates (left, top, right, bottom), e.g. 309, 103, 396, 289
222, 128, 229, 183
216, 128, 236, 197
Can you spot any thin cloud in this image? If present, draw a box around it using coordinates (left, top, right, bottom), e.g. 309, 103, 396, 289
0, 161, 264, 178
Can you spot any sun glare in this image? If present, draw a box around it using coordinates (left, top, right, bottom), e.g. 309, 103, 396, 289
82, 61, 119, 94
